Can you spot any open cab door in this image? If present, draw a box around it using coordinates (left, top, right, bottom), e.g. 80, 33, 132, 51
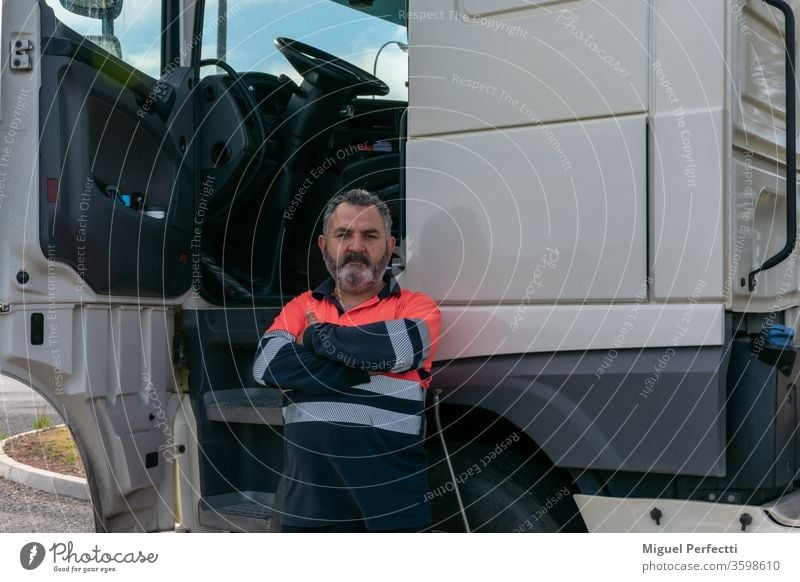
0, 0, 199, 531
3, 0, 408, 532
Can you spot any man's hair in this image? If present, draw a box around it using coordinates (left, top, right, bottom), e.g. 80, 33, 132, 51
321, 189, 393, 238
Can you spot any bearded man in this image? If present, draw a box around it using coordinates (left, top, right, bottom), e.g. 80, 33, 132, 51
253, 189, 441, 532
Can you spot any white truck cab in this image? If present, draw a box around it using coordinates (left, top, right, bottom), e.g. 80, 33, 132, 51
2, 0, 800, 532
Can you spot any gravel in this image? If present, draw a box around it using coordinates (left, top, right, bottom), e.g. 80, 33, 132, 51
0, 476, 95, 533
0, 376, 95, 533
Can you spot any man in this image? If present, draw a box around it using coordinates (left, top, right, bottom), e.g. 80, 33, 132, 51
253, 189, 441, 532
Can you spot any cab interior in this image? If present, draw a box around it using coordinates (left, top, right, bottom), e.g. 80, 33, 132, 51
38, 0, 413, 531
194, 35, 407, 302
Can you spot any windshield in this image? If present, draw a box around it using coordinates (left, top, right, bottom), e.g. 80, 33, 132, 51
200, 0, 408, 100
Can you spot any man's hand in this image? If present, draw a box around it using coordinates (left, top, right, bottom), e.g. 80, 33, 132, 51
296, 311, 319, 346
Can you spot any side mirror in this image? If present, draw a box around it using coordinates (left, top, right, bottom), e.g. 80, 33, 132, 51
86, 35, 122, 59
58, 0, 123, 19
59, 0, 123, 50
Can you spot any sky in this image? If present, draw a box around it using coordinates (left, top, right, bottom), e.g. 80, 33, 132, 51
44, 0, 409, 99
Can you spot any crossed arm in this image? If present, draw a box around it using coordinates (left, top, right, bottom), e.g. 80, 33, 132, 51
252, 329, 370, 395
252, 293, 440, 394
300, 314, 433, 373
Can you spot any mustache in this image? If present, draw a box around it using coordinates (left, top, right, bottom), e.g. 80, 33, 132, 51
340, 251, 370, 266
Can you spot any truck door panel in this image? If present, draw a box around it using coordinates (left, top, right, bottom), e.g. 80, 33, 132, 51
0, 0, 197, 532
39, 26, 194, 298
730, 150, 800, 310
649, 0, 726, 301
405, 115, 647, 303
408, 0, 649, 137
730, 0, 800, 310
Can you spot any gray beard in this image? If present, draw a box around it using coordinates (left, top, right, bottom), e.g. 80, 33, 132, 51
323, 248, 390, 296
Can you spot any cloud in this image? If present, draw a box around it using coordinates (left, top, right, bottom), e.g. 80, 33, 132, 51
347, 30, 408, 101
353, 47, 407, 100
126, 46, 161, 78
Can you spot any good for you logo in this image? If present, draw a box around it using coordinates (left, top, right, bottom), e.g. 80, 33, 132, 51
20, 542, 46, 570
19, 541, 158, 573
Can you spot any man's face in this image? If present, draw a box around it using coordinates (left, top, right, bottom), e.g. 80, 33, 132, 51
318, 202, 396, 295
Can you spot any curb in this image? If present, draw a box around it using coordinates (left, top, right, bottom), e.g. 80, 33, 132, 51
0, 426, 91, 501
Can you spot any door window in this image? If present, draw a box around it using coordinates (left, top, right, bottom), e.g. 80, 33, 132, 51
44, 0, 163, 78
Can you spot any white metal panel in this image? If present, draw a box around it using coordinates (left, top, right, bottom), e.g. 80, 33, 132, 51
0, 0, 39, 306
460, 0, 574, 17
407, 0, 649, 136
0, 303, 175, 526
729, 0, 800, 313
575, 495, 794, 533
0, 304, 74, 384
729, 150, 800, 311
651, 0, 725, 300
404, 115, 647, 304
732, 0, 800, 161
427, 303, 724, 361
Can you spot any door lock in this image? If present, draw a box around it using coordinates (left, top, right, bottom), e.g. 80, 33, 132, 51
10, 39, 34, 71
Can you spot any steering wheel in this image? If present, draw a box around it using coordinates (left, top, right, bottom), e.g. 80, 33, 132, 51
200, 58, 267, 151
275, 37, 390, 97
199, 58, 268, 220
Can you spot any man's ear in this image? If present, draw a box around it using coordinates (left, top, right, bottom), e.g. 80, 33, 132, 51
388, 235, 396, 257
317, 234, 326, 254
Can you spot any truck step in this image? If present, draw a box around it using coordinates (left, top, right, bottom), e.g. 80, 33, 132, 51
203, 388, 283, 425
198, 491, 276, 532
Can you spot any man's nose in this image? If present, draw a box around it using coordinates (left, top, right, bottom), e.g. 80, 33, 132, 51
347, 234, 366, 252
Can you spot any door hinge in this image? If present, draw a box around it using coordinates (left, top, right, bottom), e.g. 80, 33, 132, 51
10, 39, 34, 71
172, 331, 189, 393
173, 331, 188, 367
0, 302, 11, 314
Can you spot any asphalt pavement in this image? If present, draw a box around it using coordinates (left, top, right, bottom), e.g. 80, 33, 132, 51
0, 476, 94, 532
0, 375, 61, 438
0, 375, 94, 533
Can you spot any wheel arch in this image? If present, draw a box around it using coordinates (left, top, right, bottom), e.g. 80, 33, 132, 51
430, 347, 728, 476
429, 363, 621, 476
0, 368, 105, 530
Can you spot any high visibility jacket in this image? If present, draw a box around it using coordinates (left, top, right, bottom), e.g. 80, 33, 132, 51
253, 273, 441, 530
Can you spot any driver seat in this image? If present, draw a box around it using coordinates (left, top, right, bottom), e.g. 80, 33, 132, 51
277, 152, 402, 295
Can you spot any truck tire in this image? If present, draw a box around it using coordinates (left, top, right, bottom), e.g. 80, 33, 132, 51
426, 440, 582, 532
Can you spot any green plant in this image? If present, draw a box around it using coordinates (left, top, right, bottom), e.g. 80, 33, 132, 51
0, 431, 8, 441
32, 413, 53, 430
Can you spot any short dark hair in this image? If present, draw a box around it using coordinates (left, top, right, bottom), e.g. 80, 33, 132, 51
322, 189, 392, 237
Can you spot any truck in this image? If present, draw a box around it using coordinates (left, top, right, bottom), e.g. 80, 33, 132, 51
2, 0, 800, 532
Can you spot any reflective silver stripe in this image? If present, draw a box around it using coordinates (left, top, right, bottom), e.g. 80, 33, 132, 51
283, 401, 422, 435
412, 318, 432, 365
353, 376, 424, 401
253, 330, 295, 384
386, 319, 415, 373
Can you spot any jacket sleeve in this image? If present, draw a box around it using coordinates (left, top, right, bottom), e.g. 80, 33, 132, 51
253, 331, 370, 394
252, 296, 370, 394
302, 292, 441, 373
